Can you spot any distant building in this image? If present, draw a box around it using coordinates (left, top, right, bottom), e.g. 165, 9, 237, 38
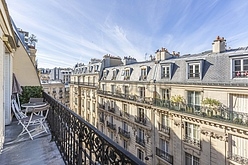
70, 36, 248, 165
42, 80, 66, 105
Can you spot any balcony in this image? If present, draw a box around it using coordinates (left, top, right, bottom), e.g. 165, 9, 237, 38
158, 123, 170, 135
153, 98, 248, 127
135, 136, 145, 147
120, 111, 130, 118
134, 116, 146, 125
97, 90, 153, 105
156, 147, 173, 164
73, 81, 97, 87
0, 92, 145, 165
108, 107, 115, 113
183, 135, 201, 148
106, 121, 116, 131
118, 127, 130, 139
98, 103, 105, 110
228, 154, 248, 164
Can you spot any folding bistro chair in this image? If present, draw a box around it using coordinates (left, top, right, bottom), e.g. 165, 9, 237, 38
11, 99, 50, 140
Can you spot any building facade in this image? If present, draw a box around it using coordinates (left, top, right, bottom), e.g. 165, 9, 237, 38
70, 37, 248, 165
70, 55, 123, 127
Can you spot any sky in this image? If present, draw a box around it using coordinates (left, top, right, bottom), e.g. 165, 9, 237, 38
6, 0, 248, 68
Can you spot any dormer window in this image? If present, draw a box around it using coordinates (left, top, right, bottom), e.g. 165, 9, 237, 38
232, 58, 248, 78
140, 66, 147, 81
103, 70, 108, 79
186, 60, 204, 80
161, 66, 170, 78
161, 62, 174, 79
89, 66, 93, 72
189, 63, 200, 78
112, 69, 118, 80
95, 65, 99, 72
84, 67, 87, 73
124, 68, 131, 80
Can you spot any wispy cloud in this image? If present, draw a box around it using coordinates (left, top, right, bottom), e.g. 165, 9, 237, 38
6, 0, 248, 68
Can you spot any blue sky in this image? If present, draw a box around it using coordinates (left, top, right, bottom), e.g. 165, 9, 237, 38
6, 0, 248, 68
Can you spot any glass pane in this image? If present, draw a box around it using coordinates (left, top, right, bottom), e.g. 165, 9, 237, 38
235, 60, 241, 65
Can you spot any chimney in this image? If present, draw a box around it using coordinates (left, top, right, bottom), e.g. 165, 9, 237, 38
212, 36, 226, 53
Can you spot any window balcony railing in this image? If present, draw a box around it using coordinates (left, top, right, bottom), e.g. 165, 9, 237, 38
153, 98, 248, 127
135, 136, 145, 147
98, 103, 105, 110
118, 127, 130, 139
106, 121, 116, 131
158, 123, 170, 135
233, 71, 248, 78
120, 111, 130, 118
228, 153, 248, 164
183, 135, 201, 148
188, 73, 200, 78
97, 90, 153, 105
71, 81, 97, 87
108, 107, 115, 113
43, 92, 145, 165
156, 147, 173, 164
134, 116, 146, 125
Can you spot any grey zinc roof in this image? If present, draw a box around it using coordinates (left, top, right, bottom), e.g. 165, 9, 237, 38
102, 61, 156, 82
156, 47, 248, 84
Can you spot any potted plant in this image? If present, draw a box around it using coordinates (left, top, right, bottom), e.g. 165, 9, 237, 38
170, 95, 185, 111
202, 98, 221, 117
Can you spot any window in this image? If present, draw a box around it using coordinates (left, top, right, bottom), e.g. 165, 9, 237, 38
139, 87, 145, 98
161, 114, 169, 127
161, 88, 170, 100
87, 100, 90, 110
138, 108, 145, 119
124, 69, 131, 80
187, 91, 201, 111
188, 63, 200, 78
140, 68, 147, 80
161, 66, 170, 78
123, 140, 128, 150
230, 135, 248, 161
124, 86, 129, 95
185, 122, 200, 147
122, 121, 128, 131
123, 103, 129, 117
102, 84, 105, 91
185, 152, 200, 165
138, 128, 144, 140
109, 116, 113, 124
233, 58, 248, 78
103, 70, 108, 79
111, 85, 116, 94
112, 70, 118, 80
137, 149, 144, 161
160, 139, 169, 153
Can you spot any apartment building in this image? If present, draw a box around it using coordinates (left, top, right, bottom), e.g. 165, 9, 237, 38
42, 80, 65, 104
70, 55, 123, 127
71, 37, 248, 165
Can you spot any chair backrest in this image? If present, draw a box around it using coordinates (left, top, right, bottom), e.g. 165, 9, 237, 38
11, 99, 27, 120
32, 104, 50, 118
29, 98, 44, 103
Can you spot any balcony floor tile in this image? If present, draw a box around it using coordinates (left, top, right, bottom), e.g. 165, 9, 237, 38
0, 120, 64, 165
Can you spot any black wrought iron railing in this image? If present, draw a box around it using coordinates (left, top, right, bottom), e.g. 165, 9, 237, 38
134, 116, 146, 125
158, 123, 170, 135
156, 147, 173, 164
183, 135, 201, 148
106, 121, 116, 131
97, 90, 153, 104
98, 90, 248, 127
228, 153, 248, 164
70, 81, 97, 87
118, 127, 130, 139
43, 92, 145, 165
153, 98, 248, 127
